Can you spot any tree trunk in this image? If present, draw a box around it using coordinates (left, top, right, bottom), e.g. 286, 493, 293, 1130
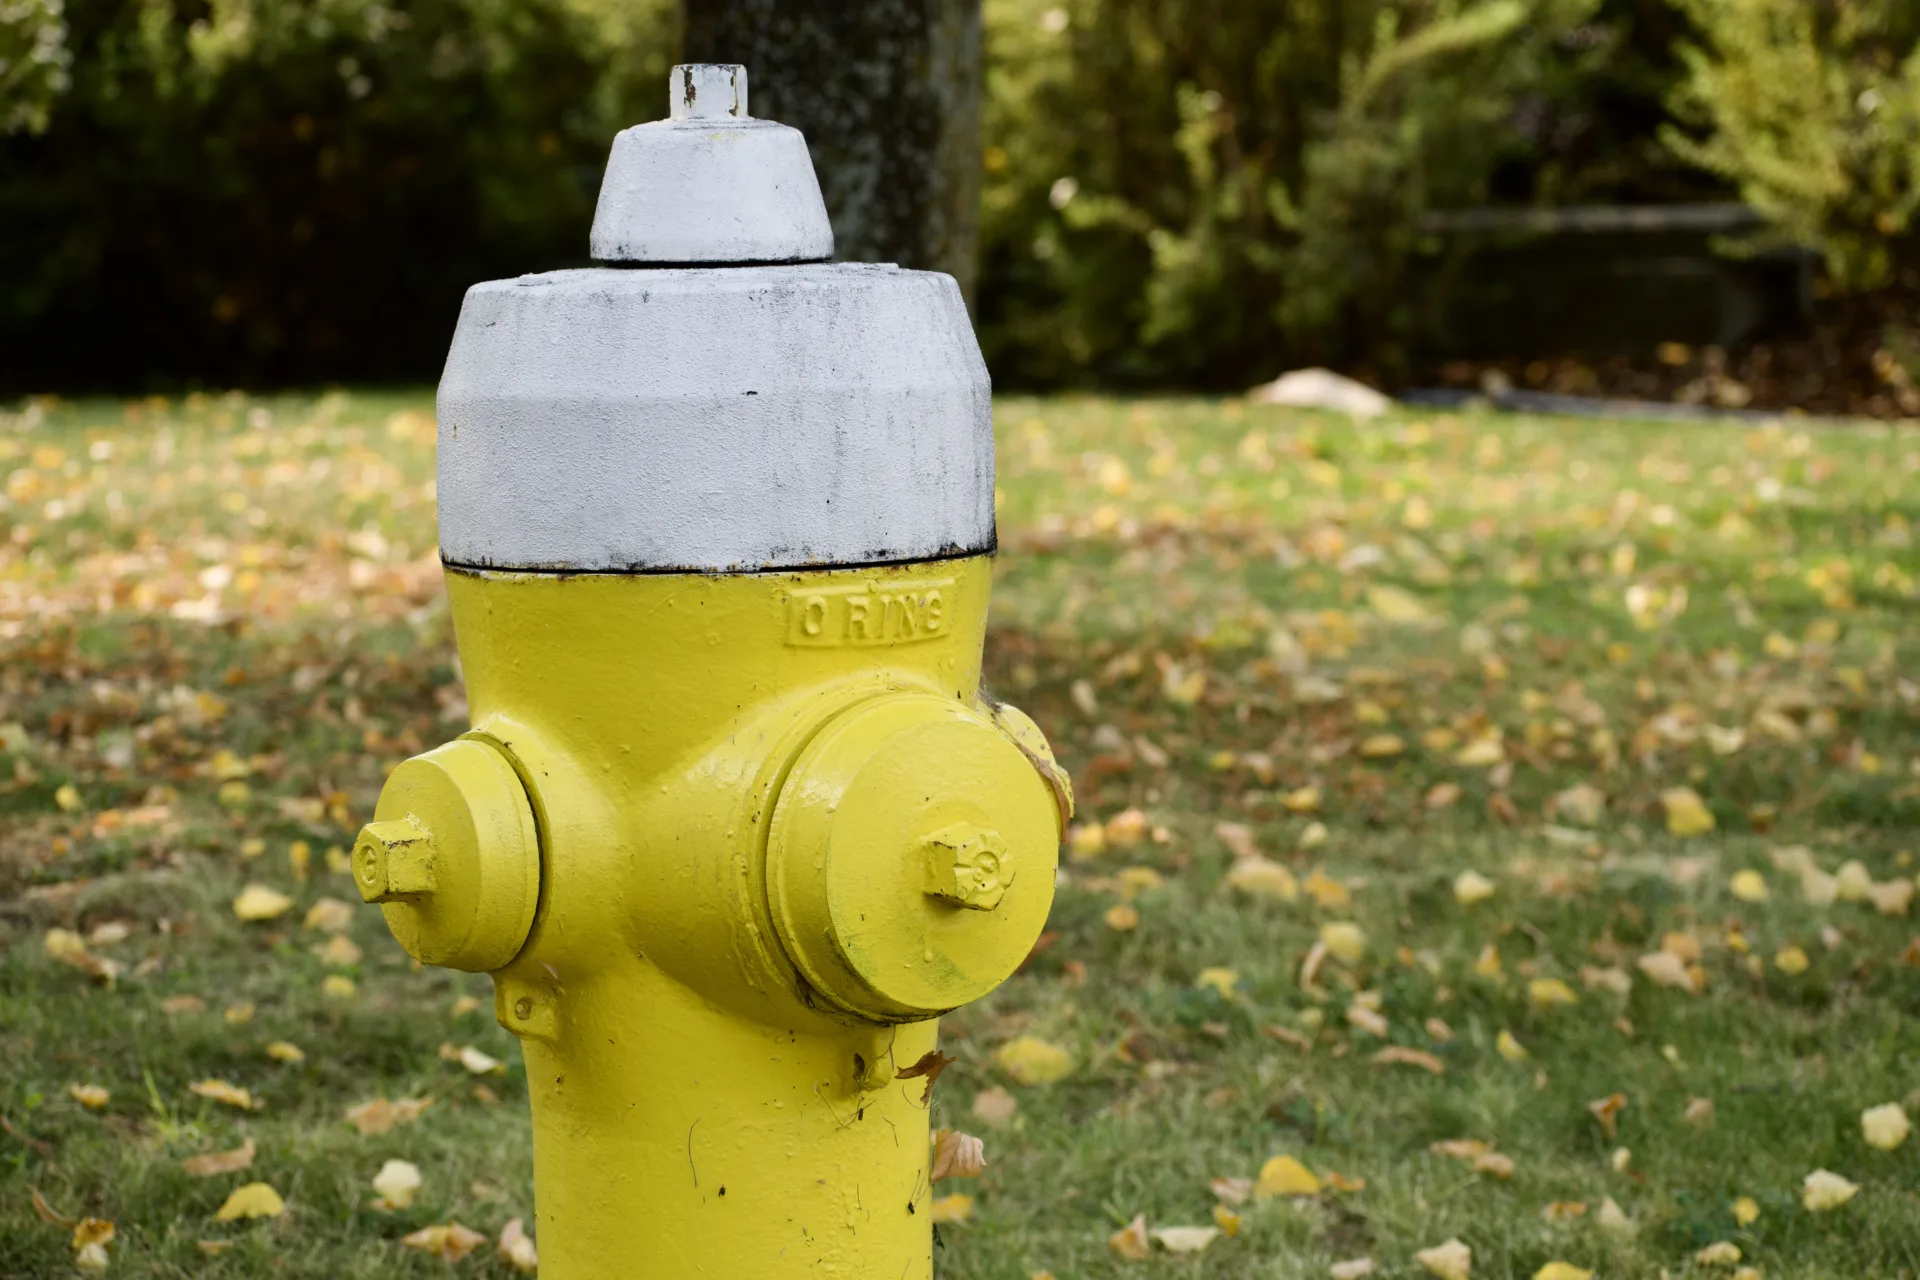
683, 0, 981, 304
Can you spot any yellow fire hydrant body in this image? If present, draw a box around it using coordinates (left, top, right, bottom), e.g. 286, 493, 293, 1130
354, 64, 1068, 1278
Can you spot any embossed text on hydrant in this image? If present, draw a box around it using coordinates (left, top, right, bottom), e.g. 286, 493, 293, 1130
785, 579, 954, 647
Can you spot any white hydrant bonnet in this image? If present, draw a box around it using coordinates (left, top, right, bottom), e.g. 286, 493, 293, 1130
436, 64, 993, 575
589, 65, 835, 265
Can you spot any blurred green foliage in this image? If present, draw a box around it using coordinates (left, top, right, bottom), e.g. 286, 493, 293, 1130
0, 0, 674, 389
1, 0, 1913, 390
1664, 0, 1920, 294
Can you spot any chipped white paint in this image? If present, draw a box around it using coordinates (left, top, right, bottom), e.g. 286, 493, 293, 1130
590, 64, 833, 264
436, 263, 992, 573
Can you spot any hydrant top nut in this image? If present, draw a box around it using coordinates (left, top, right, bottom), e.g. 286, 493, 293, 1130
356, 738, 540, 973
921, 823, 1013, 911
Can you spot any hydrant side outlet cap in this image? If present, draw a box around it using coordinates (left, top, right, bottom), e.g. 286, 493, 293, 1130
361, 738, 540, 973
437, 264, 992, 573
589, 64, 833, 264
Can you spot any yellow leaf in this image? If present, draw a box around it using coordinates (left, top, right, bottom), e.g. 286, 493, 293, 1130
1587, 1093, 1628, 1139
1495, 1030, 1529, 1062
322, 974, 358, 999
1210, 1204, 1240, 1236
1835, 859, 1873, 902
1802, 1169, 1859, 1211
1067, 823, 1107, 860
55, 782, 82, 812
68, 1083, 109, 1110
1330, 1260, 1377, 1280
1150, 1226, 1220, 1254
265, 1041, 305, 1064
1319, 922, 1367, 965
498, 1218, 539, 1274
1359, 734, 1406, 758
1281, 786, 1322, 814
1371, 1046, 1445, 1075
1731, 1196, 1760, 1225
1454, 734, 1505, 767
1452, 871, 1496, 905
1108, 1213, 1149, 1259
1528, 978, 1579, 1009
1696, 1241, 1742, 1266
231, 885, 293, 922
189, 1079, 254, 1110
71, 1217, 115, 1249
1473, 1152, 1515, 1180
1195, 968, 1238, 999
1414, 1237, 1472, 1280
1862, 1103, 1910, 1151
212, 1182, 285, 1222
1729, 869, 1769, 902
993, 1036, 1073, 1086
1473, 943, 1503, 981
1661, 787, 1715, 836
182, 1138, 255, 1177
372, 1159, 422, 1209
1254, 1154, 1320, 1198
1868, 877, 1915, 916
1103, 903, 1140, 931
1533, 1265, 1593, 1280
343, 1096, 432, 1136
1226, 856, 1298, 901
1303, 869, 1351, 909
401, 1223, 488, 1261
1368, 585, 1431, 623
1775, 945, 1811, 975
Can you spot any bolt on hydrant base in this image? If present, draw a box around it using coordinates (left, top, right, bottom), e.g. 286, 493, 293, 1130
353, 63, 1070, 1280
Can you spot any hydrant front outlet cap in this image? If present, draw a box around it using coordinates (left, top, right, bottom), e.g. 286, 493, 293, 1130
767, 694, 1061, 1023
355, 738, 540, 973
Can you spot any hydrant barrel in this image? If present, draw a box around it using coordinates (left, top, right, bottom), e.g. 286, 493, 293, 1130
358, 64, 1068, 1280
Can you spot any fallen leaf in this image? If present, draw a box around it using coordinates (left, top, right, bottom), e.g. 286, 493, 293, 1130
930, 1129, 986, 1180
1473, 943, 1503, 981
1151, 1226, 1220, 1253
1495, 1030, 1529, 1062
1731, 1195, 1760, 1225
1320, 921, 1367, 965
401, 1223, 488, 1261
1415, 1237, 1472, 1280
212, 1182, 285, 1221
1685, 1097, 1715, 1128
1587, 1093, 1628, 1139
1533, 1265, 1593, 1280
294, 893, 351, 930
322, 975, 357, 999
72, 1218, 115, 1249
1580, 965, 1631, 995
1330, 1258, 1377, 1279
1862, 1102, 1910, 1151
1868, 878, 1915, 916
1596, 1197, 1633, 1232
232, 885, 293, 922
1211, 1204, 1240, 1235
1371, 1046, 1444, 1074
1104, 903, 1140, 931
1540, 1201, 1587, 1221
265, 1041, 305, 1064
1836, 860, 1874, 902
971, 1086, 1017, 1127
318, 934, 363, 967
1195, 967, 1238, 999
1528, 978, 1579, 1009
1255, 1154, 1320, 1198
344, 1096, 432, 1136
1729, 869, 1769, 902
1637, 949, 1700, 994
1697, 1241, 1742, 1266
1473, 1152, 1515, 1180
993, 1036, 1073, 1086
1430, 1139, 1491, 1163
1775, 945, 1811, 975
1209, 1176, 1253, 1205
1109, 1213, 1150, 1259
182, 1138, 256, 1177
498, 1218, 538, 1273
1225, 856, 1298, 900
1661, 787, 1715, 836
1453, 871, 1496, 905
1303, 868, 1350, 909
31, 1187, 72, 1224
162, 994, 207, 1015
372, 1158, 422, 1209
1347, 1003, 1388, 1037
68, 1083, 109, 1110
189, 1080, 255, 1110
74, 1242, 109, 1273
456, 1046, 501, 1075
1801, 1169, 1859, 1211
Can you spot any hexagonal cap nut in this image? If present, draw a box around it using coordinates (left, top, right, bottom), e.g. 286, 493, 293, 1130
922, 823, 1014, 911
353, 817, 436, 903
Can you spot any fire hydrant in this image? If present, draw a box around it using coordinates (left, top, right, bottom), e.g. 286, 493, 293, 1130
353, 64, 1070, 1278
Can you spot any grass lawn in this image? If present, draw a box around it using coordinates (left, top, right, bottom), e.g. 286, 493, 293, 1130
4, 390, 1920, 1279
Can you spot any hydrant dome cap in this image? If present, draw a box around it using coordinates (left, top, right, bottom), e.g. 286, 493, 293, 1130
589, 64, 834, 264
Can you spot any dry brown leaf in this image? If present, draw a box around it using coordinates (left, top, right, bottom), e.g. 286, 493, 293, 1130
498, 1218, 538, 1273
1371, 1046, 1445, 1075
929, 1129, 986, 1180
1108, 1213, 1151, 1260
182, 1138, 256, 1177
402, 1223, 488, 1262
1587, 1093, 1628, 1140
